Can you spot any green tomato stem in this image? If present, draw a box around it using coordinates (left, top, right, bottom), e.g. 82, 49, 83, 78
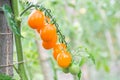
20, 5, 35, 16
11, 0, 28, 80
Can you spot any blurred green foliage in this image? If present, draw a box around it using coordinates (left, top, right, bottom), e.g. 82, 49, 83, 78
0, 74, 13, 80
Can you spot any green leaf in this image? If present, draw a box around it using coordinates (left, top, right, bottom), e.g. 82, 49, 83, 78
88, 53, 95, 64
96, 60, 101, 70
77, 70, 82, 80
85, 48, 96, 64
51, 0, 59, 5
0, 74, 13, 80
2, 4, 22, 37
103, 63, 110, 72
79, 57, 87, 66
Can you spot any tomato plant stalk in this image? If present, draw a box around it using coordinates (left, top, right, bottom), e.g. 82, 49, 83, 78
11, 0, 28, 80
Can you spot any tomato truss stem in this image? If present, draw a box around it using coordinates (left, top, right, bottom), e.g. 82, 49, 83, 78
20, 5, 35, 16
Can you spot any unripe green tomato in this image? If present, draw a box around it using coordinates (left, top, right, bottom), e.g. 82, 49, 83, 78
62, 68, 69, 73
69, 63, 80, 75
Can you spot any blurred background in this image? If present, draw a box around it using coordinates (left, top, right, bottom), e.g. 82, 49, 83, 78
14, 0, 120, 80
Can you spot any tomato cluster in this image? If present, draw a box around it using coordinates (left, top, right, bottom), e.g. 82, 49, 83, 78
28, 10, 57, 49
28, 9, 80, 74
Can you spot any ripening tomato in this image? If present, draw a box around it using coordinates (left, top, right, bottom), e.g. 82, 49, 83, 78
53, 43, 66, 51
57, 51, 72, 68
28, 10, 45, 31
53, 43, 66, 60
53, 50, 61, 60
42, 35, 57, 49
40, 24, 57, 42
42, 41, 55, 49
69, 63, 80, 75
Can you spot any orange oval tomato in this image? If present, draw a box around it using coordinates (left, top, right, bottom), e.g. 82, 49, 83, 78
57, 51, 72, 68
53, 43, 66, 60
53, 50, 61, 60
53, 43, 66, 51
42, 41, 55, 50
42, 35, 57, 49
40, 24, 57, 42
28, 10, 45, 30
